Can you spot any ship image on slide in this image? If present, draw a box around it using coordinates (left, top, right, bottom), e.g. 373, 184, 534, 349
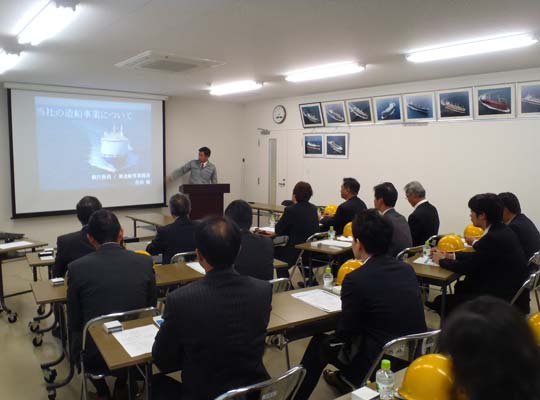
522, 94, 540, 107
441, 99, 467, 114
327, 109, 345, 122
407, 103, 430, 114
89, 124, 138, 173
380, 102, 396, 120
328, 141, 343, 153
349, 104, 369, 120
479, 94, 511, 113
303, 111, 320, 124
306, 141, 321, 151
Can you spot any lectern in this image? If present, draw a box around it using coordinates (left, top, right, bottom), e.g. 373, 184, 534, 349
179, 184, 230, 220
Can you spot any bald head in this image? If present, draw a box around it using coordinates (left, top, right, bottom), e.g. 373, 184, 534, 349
194, 216, 241, 270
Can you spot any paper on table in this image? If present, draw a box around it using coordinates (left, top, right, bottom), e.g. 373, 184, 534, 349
40, 256, 55, 261
291, 289, 342, 312
186, 262, 206, 275
336, 236, 353, 242
312, 239, 352, 248
258, 227, 275, 233
414, 256, 439, 266
112, 324, 159, 358
0, 240, 34, 250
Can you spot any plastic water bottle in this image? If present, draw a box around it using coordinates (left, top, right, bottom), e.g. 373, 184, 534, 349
323, 267, 334, 289
269, 213, 276, 228
376, 359, 394, 400
328, 226, 336, 240
423, 240, 431, 258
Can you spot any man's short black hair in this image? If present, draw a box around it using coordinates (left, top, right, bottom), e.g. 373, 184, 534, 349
468, 193, 503, 224
352, 209, 393, 255
342, 177, 360, 195
374, 182, 398, 207
195, 216, 241, 269
198, 146, 211, 157
87, 209, 121, 244
224, 200, 253, 231
293, 181, 313, 202
169, 193, 191, 217
498, 192, 521, 215
76, 196, 102, 225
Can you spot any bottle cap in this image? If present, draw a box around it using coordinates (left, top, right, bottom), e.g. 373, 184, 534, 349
325, 266, 331, 273
330, 226, 334, 230
381, 359, 391, 370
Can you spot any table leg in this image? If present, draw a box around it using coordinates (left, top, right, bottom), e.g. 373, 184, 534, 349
145, 362, 152, 400
133, 219, 137, 238
32, 266, 38, 282
0, 257, 17, 323
257, 209, 261, 227
440, 283, 447, 322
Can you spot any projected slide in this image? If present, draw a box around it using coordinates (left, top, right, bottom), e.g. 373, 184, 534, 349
36, 97, 152, 190
9, 88, 165, 216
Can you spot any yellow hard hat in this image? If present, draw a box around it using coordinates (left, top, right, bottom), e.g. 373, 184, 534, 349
343, 222, 353, 237
464, 224, 484, 239
528, 313, 540, 346
437, 234, 465, 253
134, 250, 155, 264
398, 354, 453, 400
324, 204, 338, 216
336, 259, 363, 285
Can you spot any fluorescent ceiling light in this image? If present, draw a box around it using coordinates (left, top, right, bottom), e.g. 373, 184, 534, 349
17, 1, 79, 46
209, 80, 263, 96
406, 33, 538, 63
0, 50, 21, 74
285, 61, 365, 82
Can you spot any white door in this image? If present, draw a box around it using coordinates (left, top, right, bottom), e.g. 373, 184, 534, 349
266, 133, 288, 205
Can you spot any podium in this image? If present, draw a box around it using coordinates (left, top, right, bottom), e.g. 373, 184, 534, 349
179, 184, 230, 220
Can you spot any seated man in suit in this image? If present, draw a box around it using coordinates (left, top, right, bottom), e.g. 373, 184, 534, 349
225, 199, 274, 280
320, 177, 367, 235
146, 193, 196, 264
274, 181, 320, 278
498, 192, 540, 260
52, 196, 102, 278
431, 193, 530, 315
67, 210, 157, 399
295, 209, 427, 400
152, 216, 272, 400
404, 181, 440, 246
373, 182, 412, 256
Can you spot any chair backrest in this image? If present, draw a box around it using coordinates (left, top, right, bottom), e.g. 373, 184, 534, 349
529, 251, 540, 272
511, 271, 540, 310
171, 251, 197, 264
214, 366, 306, 400
306, 232, 329, 243
273, 235, 289, 247
270, 278, 292, 293
361, 330, 441, 386
396, 246, 424, 261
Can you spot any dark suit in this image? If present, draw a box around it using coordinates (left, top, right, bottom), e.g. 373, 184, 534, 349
408, 201, 440, 246
146, 216, 196, 264
296, 255, 427, 400
152, 267, 272, 400
52, 226, 95, 278
508, 213, 540, 260
274, 201, 320, 267
67, 243, 157, 371
234, 231, 274, 280
383, 208, 413, 256
439, 222, 530, 313
320, 196, 367, 235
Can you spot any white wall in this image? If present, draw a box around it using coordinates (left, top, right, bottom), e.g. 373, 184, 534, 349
0, 90, 245, 245
241, 67, 540, 234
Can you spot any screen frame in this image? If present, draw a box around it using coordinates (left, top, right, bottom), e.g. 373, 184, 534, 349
7, 89, 167, 218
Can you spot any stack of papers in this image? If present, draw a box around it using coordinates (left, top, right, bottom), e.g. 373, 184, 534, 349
258, 227, 275, 233
40, 256, 55, 261
112, 324, 159, 357
0, 240, 34, 250
292, 289, 342, 312
414, 256, 439, 266
336, 236, 353, 242
186, 261, 206, 275
312, 239, 352, 248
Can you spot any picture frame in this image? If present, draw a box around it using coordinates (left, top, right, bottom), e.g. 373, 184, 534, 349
374, 95, 403, 123
299, 102, 324, 128
403, 92, 436, 122
517, 81, 540, 117
325, 133, 348, 159
322, 101, 347, 126
474, 84, 515, 119
436, 88, 473, 120
345, 98, 373, 124
303, 134, 325, 158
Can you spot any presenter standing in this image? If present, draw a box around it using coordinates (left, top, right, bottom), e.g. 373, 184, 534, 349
167, 146, 217, 185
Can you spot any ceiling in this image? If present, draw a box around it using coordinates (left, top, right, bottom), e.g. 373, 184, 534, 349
1, 0, 540, 103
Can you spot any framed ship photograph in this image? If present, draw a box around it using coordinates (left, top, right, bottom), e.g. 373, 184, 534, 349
474, 84, 515, 119
299, 102, 324, 128
403, 92, 436, 122
303, 134, 325, 158
374, 95, 403, 123
346, 98, 373, 124
517, 81, 540, 117
322, 101, 347, 126
436, 88, 472, 120
325, 133, 348, 159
